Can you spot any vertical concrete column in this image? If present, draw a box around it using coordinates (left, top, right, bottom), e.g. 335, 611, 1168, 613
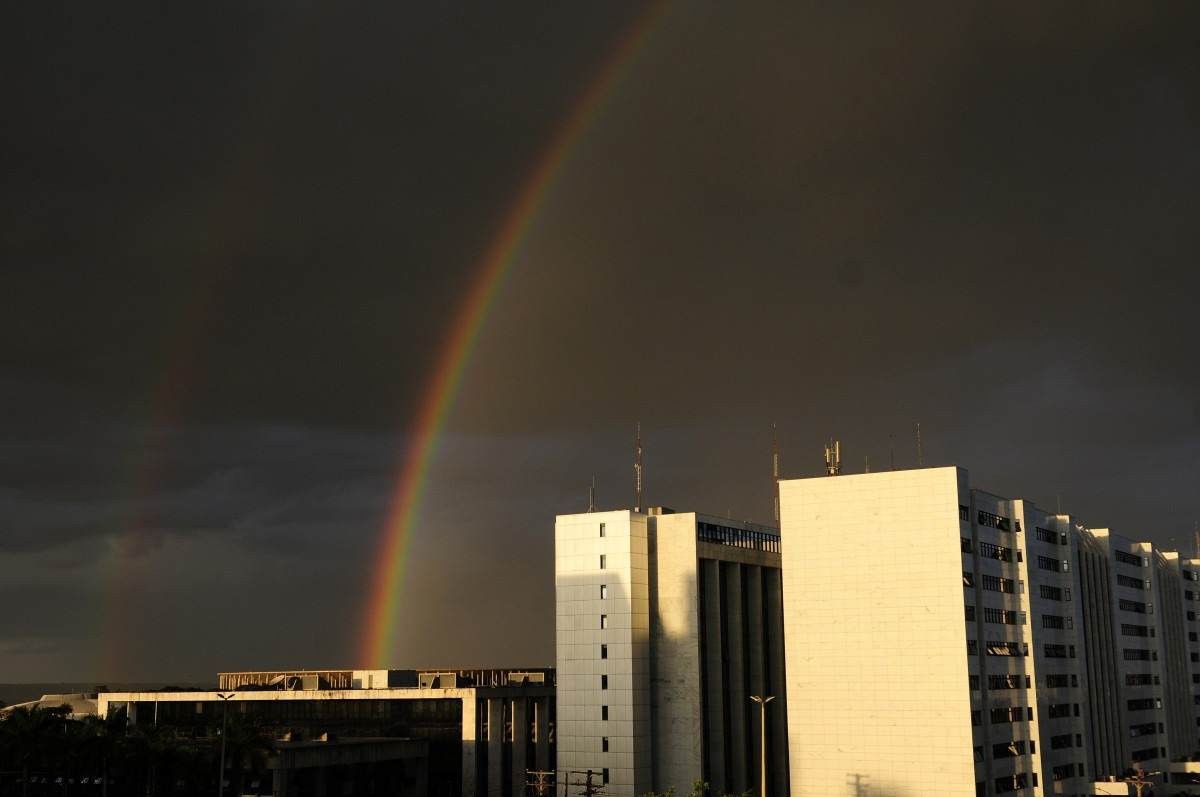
512, 698, 528, 797
534, 697, 550, 771
724, 562, 747, 794
745, 565, 766, 795
487, 698, 504, 797
764, 568, 788, 797
701, 558, 726, 790
462, 697, 479, 797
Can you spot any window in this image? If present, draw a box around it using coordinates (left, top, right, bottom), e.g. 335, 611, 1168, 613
1064, 587, 1071, 601
1115, 550, 1143, 567
1045, 673, 1070, 688
1044, 644, 1068, 658
962, 537, 973, 553
965, 605, 976, 621
990, 706, 1029, 724
1121, 624, 1151, 637
1128, 698, 1156, 711
1037, 555, 1061, 572
971, 710, 981, 726
1123, 648, 1152, 661
1040, 585, 1063, 601
988, 674, 1026, 690
1051, 764, 1076, 782
980, 542, 1014, 562
601, 737, 609, 752
1118, 574, 1146, 590
601, 675, 608, 689
1049, 733, 1073, 750
982, 574, 1017, 594
601, 705, 608, 720
978, 510, 1012, 531
600, 615, 608, 629
960, 504, 970, 521
1047, 703, 1071, 719
1131, 747, 1158, 763
969, 674, 980, 691
600, 584, 608, 600
602, 769, 610, 785
984, 607, 1022, 625
1035, 526, 1059, 544
993, 740, 1031, 758
963, 571, 975, 588
599, 554, 607, 570
600, 644, 608, 659
986, 640, 1027, 657
967, 639, 978, 655
1042, 615, 1066, 630
1120, 599, 1149, 614
1129, 722, 1157, 738
599, 523, 606, 537
1126, 673, 1153, 686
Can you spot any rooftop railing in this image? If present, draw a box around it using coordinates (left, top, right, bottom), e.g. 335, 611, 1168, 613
696, 521, 781, 554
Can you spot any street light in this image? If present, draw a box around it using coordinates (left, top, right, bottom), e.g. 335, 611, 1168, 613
749, 696, 775, 797
216, 693, 235, 797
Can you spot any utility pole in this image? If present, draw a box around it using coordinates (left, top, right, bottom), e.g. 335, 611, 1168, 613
527, 769, 555, 797
1120, 767, 1160, 797
750, 695, 775, 797
216, 693, 235, 797
915, 422, 923, 466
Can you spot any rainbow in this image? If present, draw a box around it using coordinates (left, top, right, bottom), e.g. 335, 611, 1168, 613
359, 2, 669, 667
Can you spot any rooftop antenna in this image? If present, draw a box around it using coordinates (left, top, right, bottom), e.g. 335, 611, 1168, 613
1194, 520, 1199, 560
1056, 495, 1062, 514
916, 422, 924, 466
772, 423, 781, 523
634, 422, 643, 513
889, 434, 895, 471
824, 439, 841, 476
588, 476, 596, 513
864, 454, 870, 473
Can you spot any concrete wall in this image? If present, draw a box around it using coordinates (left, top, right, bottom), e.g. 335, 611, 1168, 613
780, 467, 978, 797
556, 510, 650, 797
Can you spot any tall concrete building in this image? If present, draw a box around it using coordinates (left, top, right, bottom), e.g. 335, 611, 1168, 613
555, 508, 787, 797
779, 466, 1200, 797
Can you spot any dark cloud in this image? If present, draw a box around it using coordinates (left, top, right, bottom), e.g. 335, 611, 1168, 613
2, 1, 1198, 680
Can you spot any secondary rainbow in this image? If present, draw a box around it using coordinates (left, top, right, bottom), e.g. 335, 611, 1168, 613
360, 3, 669, 667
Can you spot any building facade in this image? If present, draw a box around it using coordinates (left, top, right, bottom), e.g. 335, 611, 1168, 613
555, 509, 787, 797
99, 668, 554, 797
779, 466, 1200, 797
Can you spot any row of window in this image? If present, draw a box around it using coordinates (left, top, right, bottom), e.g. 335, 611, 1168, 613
1051, 763, 1084, 782
983, 574, 1018, 594
1132, 746, 1165, 762
1046, 702, 1079, 719
968, 640, 1029, 657
1128, 697, 1162, 711
1038, 555, 1069, 572
1040, 584, 1071, 601
1115, 550, 1146, 567
1044, 644, 1077, 659
981, 542, 1019, 562
1049, 733, 1082, 750
1129, 721, 1161, 738
1117, 574, 1150, 590
1123, 648, 1156, 662
1120, 598, 1151, 614
978, 510, 1014, 532
984, 607, 1024, 626
1035, 526, 1066, 545
1121, 623, 1154, 637
1126, 673, 1159, 686
1042, 614, 1072, 630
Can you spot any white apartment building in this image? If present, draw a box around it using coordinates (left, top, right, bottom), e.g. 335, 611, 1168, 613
780, 466, 1200, 797
555, 508, 787, 797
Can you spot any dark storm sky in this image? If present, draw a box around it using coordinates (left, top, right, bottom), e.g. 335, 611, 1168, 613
2, 2, 1198, 682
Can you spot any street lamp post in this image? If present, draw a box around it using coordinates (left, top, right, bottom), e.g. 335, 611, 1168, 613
749, 696, 775, 797
216, 693, 235, 797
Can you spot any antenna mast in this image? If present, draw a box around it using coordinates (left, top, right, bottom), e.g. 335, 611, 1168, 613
1194, 520, 1199, 560
588, 476, 596, 513
634, 422, 643, 513
824, 439, 841, 477
772, 424, 780, 523
916, 422, 923, 466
